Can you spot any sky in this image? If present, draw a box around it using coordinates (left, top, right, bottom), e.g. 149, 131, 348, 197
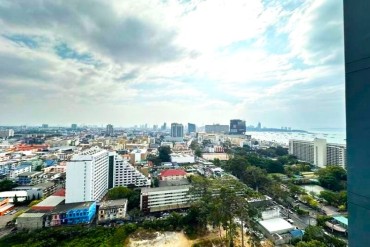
0, 0, 345, 130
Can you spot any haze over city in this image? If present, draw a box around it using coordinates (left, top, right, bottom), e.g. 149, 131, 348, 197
0, 0, 344, 129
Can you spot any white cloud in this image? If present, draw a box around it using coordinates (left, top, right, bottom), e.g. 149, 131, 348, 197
0, 0, 345, 129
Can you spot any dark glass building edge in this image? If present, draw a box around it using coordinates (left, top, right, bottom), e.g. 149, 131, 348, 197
344, 1, 370, 246
108, 155, 114, 189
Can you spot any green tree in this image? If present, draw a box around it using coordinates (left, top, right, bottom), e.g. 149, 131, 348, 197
297, 240, 326, 247
0, 180, 17, 192
106, 186, 140, 210
242, 166, 270, 192
189, 140, 199, 150
34, 165, 42, 171
13, 194, 18, 205
158, 146, 171, 162
194, 148, 202, 158
316, 166, 347, 191
152, 177, 159, 187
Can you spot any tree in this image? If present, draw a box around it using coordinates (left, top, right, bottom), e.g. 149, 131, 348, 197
106, 186, 140, 210
0, 180, 17, 192
316, 166, 347, 191
189, 140, 199, 150
242, 166, 270, 192
158, 146, 171, 162
152, 177, 159, 187
147, 154, 161, 166
297, 240, 326, 247
194, 148, 202, 158
35, 165, 42, 171
13, 194, 18, 205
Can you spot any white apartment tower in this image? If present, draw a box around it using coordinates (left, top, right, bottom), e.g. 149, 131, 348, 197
66, 146, 109, 203
289, 138, 347, 168
110, 153, 150, 187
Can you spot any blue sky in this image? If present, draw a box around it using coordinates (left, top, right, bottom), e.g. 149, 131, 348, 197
0, 0, 345, 129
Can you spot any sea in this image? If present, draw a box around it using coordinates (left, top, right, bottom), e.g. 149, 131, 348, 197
246, 128, 346, 146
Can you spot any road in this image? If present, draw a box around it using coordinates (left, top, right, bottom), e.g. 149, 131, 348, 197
277, 203, 317, 229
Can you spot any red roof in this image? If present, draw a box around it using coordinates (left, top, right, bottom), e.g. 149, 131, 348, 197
160, 169, 187, 177
53, 189, 66, 197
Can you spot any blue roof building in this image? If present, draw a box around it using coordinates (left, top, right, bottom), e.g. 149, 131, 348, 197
44, 160, 57, 167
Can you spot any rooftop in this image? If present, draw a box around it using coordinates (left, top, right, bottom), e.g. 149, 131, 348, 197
17, 171, 43, 177
141, 185, 191, 193
100, 199, 128, 209
160, 169, 187, 177
333, 216, 348, 226
52, 201, 95, 213
18, 212, 45, 218
259, 218, 295, 234
32, 195, 65, 210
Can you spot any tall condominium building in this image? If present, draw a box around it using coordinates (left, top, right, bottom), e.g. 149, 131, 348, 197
171, 123, 184, 138
109, 152, 150, 188
289, 139, 346, 168
188, 123, 196, 134
161, 122, 167, 130
0, 129, 14, 138
230, 119, 246, 134
66, 146, 109, 203
344, 2, 370, 244
106, 124, 114, 136
205, 124, 229, 134
71, 124, 77, 129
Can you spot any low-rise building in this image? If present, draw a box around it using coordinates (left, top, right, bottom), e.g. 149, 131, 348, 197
140, 185, 191, 213
17, 171, 44, 185
258, 218, 296, 245
9, 164, 32, 179
17, 189, 96, 229
98, 199, 128, 223
159, 169, 187, 181
170, 153, 195, 164
0, 198, 14, 216
46, 201, 96, 227
0, 190, 41, 203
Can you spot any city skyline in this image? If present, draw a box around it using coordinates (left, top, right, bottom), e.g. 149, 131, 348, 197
0, 0, 344, 129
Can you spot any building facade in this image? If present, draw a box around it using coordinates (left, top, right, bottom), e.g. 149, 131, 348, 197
289, 139, 347, 168
230, 119, 246, 134
171, 123, 184, 138
111, 153, 150, 187
66, 146, 109, 203
140, 185, 191, 213
187, 123, 196, 134
205, 124, 229, 134
98, 199, 128, 223
344, 1, 370, 245
106, 124, 114, 136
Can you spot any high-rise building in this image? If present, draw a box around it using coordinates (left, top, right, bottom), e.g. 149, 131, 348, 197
71, 124, 77, 129
106, 124, 114, 136
257, 122, 262, 130
66, 146, 109, 203
230, 119, 246, 134
344, 2, 370, 245
0, 129, 14, 139
109, 153, 150, 188
289, 138, 346, 168
161, 122, 167, 130
188, 123, 196, 134
171, 123, 184, 137
205, 124, 229, 134
42, 124, 48, 128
